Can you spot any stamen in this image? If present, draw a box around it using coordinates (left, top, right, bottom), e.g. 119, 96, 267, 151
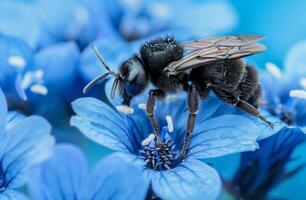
34, 70, 44, 80
166, 115, 174, 133
30, 84, 48, 95
8, 56, 26, 69
164, 95, 178, 102
265, 62, 282, 79
116, 105, 134, 114
138, 103, 146, 110
21, 72, 32, 89
16, 70, 48, 100
300, 78, 306, 90
289, 90, 306, 99
141, 134, 155, 146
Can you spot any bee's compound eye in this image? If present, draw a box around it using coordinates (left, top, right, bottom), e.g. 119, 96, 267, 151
128, 68, 139, 82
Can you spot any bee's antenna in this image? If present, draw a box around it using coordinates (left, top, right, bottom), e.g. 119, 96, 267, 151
83, 45, 121, 94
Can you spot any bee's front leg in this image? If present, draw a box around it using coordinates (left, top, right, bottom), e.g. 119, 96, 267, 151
146, 89, 164, 145
178, 84, 200, 160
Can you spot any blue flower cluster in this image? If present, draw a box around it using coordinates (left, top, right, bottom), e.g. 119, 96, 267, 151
0, 0, 305, 199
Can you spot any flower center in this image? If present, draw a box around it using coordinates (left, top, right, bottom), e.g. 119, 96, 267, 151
140, 126, 176, 170
268, 104, 295, 126
15, 70, 48, 100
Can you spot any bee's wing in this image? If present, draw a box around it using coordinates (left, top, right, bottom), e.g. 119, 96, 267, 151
163, 35, 266, 75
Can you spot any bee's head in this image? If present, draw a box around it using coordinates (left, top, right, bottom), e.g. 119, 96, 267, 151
83, 46, 149, 113
118, 55, 149, 106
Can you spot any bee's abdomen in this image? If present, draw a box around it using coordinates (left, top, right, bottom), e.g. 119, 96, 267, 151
236, 64, 261, 107
140, 37, 183, 75
206, 60, 245, 91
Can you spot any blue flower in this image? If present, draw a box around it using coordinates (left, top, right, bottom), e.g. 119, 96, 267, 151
70, 94, 262, 199
259, 50, 306, 136
28, 144, 148, 200
0, 88, 55, 199
0, 0, 97, 49
226, 127, 306, 200
0, 33, 48, 103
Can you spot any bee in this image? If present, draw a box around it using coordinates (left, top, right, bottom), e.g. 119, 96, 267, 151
84, 35, 272, 160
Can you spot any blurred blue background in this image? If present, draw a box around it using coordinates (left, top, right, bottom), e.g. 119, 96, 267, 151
0, 0, 306, 199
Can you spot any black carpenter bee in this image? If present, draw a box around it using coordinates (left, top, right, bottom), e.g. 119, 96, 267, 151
84, 35, 272, 160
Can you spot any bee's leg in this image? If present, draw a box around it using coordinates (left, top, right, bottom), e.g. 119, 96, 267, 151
235, 99, 274, 128
213, 88, 274, 128
178, 84, 200, 160
146, 89, 164, 145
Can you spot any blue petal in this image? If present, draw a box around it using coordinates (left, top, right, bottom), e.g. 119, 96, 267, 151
149, 158, 221, 200
70, 97, 134, 153
34, 41, 79, 92
0, 115, 54, 189
0, 190, 28, 200
189, 115, 260, 159
284, 40, 306, 77
29, 144, 89, 200
0, 1, 41, 49
90, 152, 149, 200
0, 88, 7, 134
5, 111, 25, 131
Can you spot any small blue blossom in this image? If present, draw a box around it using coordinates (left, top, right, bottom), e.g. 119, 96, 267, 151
0, 88, 55, 199
28, 144, 148, 200
226, 127, 306, 200
0, 33, 49, 111
259, 59, 306, 137
70, 94, 262, 199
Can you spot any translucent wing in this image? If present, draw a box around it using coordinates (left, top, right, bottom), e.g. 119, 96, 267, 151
163, 35, 266, 76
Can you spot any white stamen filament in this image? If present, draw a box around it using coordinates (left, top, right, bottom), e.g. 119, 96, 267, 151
116, 105, 134, 114
141, 133, 155, 146
166, 115, 174, 133
8, 56, 26, 69
289, 90, 306, 99
138, 103, 146, 110
21, 72, 32, 89
300, 78, 306, 90
265, 62, 282, 79
164, 95, 178, 102
30, 84, 48, 95
34, 70, 44, 79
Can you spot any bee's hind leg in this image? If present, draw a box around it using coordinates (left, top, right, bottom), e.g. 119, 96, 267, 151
146, 89, 165, 145
178, 84, 201, 160
213, 88, 274, 128
235, 99, 274, 128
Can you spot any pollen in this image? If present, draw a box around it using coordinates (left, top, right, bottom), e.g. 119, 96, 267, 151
138, 103, 147, 110
289, 89, 306, 99
116, 105, 134, 114
166, 115, 174, 133
30, 84, 48, 95
265, 62, 282, 79
8, 55, 26, 69
300, 78, 306, 90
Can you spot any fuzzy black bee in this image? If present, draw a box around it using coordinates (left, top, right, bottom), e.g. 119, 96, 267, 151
84, 35, 272, 160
